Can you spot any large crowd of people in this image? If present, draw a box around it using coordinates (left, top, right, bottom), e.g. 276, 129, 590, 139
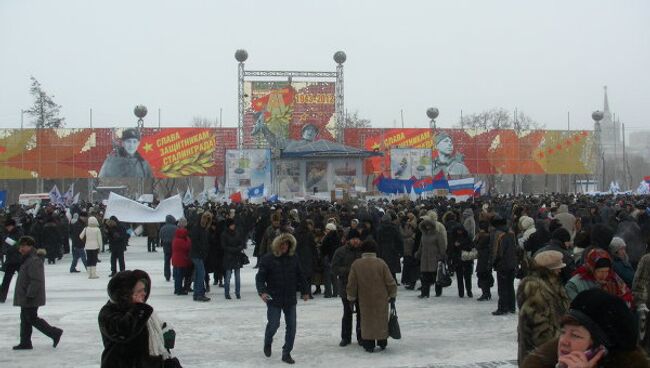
2, 192, 650, 366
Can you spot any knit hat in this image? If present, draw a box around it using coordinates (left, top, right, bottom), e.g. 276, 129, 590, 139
566, 289, 638, 351
347, 228, 361, 240
551, 228, 571, 243
4, 218, 16, 227
325, 223, 337, 231
609, 237, 626, 254
534, 250, 566, 270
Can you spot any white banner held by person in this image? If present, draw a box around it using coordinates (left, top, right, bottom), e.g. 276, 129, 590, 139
104, 192, 183, 223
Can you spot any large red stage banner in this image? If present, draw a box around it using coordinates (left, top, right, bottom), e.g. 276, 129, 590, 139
344, 128, 596, 176
0, 128, 236, 179
242, 81, 336, 147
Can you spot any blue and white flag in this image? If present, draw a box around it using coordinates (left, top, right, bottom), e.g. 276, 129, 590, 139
474, 180, 484, 197
0, 190, 6, 209
63, 184, 74, 205
448, 178, 475, 196
248, 184, 264, 198
49, 185, 62, 204
182, 187, 193, 205
267, 194, 279, 203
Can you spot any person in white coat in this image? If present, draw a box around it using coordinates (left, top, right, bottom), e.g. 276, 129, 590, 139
80, 216, 103, 279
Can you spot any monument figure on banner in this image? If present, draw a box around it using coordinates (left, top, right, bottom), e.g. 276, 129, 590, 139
251, 111, 319, 152
432, 131, 469, 177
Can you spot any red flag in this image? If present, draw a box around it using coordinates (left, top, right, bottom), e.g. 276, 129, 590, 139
229, 191, 242, 203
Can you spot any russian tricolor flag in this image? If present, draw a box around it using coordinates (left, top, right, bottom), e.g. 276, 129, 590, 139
449, 178, 475, 196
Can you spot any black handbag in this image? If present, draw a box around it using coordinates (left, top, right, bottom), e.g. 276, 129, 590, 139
239, 252, 250, 265
388, 301, 401, 339
436, 260, 452, 288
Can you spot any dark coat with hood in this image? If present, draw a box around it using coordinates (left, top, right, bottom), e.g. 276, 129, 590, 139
221, 226, 244, 270
42, 220, 61, 259
98, 269, 163, 368
255, 233, 309, 308
158, 215, 177, 254
189, 212, 212, 260
294, 223, 318, 279
107, 217, 129, 253
2, 225, 24, 266
375, 214, 404, 274
492, 218, 518, 272
14, 247, 47, 308
475, 229, 492, 274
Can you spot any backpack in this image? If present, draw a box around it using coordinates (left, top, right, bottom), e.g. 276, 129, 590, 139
515, 242, 531, 279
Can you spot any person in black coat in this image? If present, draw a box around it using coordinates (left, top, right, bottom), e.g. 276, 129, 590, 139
256, 233, 309, 364
375, 214, 404, 282
98, 269, 180, 368
492, 216, 518, 315
523, 219, 550, 256
69, 213, 87, 273
106, 216, 129, 276
449, 224, 475, 298
41, 216, 61, 264
294, 220, 318, 298
475, 221, 493, 301
1, 219, 24, 303
321, 223, 341, 298
221, 218, 244, 299
189, 212, 212, 302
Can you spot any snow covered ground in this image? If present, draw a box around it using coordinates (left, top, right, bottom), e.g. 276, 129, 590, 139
0, 236, 518, 368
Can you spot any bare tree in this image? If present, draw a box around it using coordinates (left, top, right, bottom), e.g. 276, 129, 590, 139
343, 110, 371, 129
191, 116, 215, 128
456, 108, 544, 194
25, 76, 65, 128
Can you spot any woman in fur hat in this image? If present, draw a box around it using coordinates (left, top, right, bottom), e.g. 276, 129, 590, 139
98, 269, 181, 368
516, 250, 570, 364
522, 289, 649, 368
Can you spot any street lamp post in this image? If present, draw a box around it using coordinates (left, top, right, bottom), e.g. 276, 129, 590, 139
592, 110, 604, 191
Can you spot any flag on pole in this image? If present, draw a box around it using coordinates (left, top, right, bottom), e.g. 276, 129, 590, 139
474, 180, 484, 197
0, 190, 6, 209
267, 194, 278, 203
48, 185, 62, 204
448, 178, 475, 196
229, 191, 242, 203
248, 184, 264, 198
72, 192, 81, 204
183, 187, 193, 205
63, 184, 74, 205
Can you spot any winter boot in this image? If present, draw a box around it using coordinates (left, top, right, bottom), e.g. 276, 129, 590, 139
418, 283, 430, 298
90, 267, 99, 279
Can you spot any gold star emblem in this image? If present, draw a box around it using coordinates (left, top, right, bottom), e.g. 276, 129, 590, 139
142, 142, 153, 153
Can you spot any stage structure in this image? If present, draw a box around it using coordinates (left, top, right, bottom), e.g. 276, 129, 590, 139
233, 49, 379, 198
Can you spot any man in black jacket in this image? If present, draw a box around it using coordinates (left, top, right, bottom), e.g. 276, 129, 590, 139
491, 216, 518, 315
106, 216, 129, 277
158, 215, 177, 282
13, 236, 63, 350
1, 219, 23, 303
331, 231, 363, 347
69, 213, 87, 273
256, 233, 309, 365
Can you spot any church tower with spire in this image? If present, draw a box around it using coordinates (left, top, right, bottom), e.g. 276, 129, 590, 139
599, 86, 622, 183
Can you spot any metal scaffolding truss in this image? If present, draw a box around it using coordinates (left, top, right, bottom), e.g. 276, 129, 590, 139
243, 70, 337, 79
237, 67, 344, 149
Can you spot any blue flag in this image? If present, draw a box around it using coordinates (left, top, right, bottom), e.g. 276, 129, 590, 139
0, 190, 6, 209
248, 184, 264, 198
267, 194, 279, 203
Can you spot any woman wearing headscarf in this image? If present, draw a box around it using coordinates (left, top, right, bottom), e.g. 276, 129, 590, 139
565, 248, 633, 307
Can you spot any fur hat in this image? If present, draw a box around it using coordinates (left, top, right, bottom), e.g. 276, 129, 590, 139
107, 269, 151, 306
534, 250, 566, 270
590, 224, 614, 250
4, 218, 16, 227
225, 218, 235, 228
567, 289, 638, 351
121, 128, 140, 141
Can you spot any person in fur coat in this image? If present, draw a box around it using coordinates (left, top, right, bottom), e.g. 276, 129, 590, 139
517, 250, 570, 364
98, 269, 181, 368
522, 289, 649, 368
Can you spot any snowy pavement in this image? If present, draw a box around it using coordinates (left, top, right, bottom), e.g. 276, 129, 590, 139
0, 236, 518, 368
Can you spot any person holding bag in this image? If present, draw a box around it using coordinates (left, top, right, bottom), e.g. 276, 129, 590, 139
415, 214, 447, 298
98, 269, 182, 368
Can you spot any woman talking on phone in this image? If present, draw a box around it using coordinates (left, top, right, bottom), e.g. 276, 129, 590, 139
522, 288, 649, 368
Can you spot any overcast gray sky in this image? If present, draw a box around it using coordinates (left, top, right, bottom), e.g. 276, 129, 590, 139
1, 0, 648, 131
